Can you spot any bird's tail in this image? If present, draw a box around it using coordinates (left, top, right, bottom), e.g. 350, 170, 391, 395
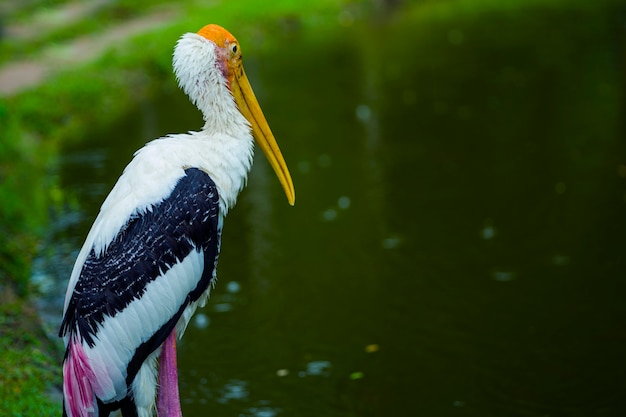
63, 336, 97, 417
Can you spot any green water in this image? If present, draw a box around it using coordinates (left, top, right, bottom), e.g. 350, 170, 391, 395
45, 4, 626, 416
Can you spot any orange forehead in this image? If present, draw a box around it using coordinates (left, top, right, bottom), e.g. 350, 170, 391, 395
197, 24, 238, 47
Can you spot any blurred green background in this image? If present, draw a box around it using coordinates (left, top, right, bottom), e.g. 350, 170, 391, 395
1, 0, 625, 415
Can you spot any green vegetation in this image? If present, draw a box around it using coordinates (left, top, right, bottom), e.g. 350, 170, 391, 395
0, 286, 61, 415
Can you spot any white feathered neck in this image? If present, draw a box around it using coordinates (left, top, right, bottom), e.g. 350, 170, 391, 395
174, 33, 251, 135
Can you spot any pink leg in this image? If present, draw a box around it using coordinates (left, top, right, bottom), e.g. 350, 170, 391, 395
158, 329, 183, 417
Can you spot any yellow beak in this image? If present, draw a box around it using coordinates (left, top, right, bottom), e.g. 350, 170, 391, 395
231, 67, 295, 206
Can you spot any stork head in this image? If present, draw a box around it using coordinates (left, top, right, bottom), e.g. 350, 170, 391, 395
173, 24, 295, 206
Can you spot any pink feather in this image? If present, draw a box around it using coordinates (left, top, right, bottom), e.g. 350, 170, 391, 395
63, 337, 97, 417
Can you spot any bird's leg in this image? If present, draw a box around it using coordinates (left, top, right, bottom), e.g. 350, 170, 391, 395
158, 329, 182, 417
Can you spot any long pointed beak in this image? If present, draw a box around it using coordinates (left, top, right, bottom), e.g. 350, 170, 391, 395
231, 68, 295, 206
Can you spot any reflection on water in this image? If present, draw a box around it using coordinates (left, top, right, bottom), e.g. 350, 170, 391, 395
37, 2, 626, 416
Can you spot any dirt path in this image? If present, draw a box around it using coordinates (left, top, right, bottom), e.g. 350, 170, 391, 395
0, 4, 177, 97
4, 0, 112, 41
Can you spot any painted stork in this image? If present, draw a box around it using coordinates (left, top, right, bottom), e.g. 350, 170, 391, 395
59, 24, 295, 417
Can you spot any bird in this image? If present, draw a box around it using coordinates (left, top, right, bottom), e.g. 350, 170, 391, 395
59, 24, 295, 417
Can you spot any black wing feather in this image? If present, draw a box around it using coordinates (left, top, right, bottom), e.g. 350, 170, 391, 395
59, 168, 221, 353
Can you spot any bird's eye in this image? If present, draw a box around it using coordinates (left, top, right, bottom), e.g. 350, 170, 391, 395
231, 44, 238, 54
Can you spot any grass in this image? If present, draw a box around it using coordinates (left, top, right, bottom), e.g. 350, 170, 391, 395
0, 284, 61, 415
